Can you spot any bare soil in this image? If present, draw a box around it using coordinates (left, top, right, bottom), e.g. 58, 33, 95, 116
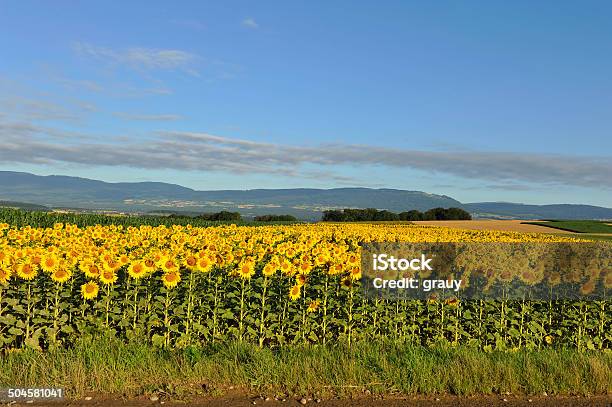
7, 393, 612, 407
413, 220, 574, 234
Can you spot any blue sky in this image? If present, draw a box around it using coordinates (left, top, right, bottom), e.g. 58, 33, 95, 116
0, 1, 610, 206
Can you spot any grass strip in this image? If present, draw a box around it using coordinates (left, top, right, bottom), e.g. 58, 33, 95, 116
0, 339, 610, 399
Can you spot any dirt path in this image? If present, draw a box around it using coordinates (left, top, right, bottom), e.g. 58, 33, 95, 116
8, 394, 611, 407
413, 220, 574, 234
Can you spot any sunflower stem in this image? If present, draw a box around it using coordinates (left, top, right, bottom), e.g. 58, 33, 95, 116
238, 277, 246, 342
258, 276, 268, 347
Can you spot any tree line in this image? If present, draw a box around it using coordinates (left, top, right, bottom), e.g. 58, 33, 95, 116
321, 207, 472, 222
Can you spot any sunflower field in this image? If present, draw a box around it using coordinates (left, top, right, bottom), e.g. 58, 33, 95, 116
0, 222, 609, 351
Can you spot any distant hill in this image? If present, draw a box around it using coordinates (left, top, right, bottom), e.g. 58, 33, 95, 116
0, 171, 610, 220
464, 202, 612, 220
0, 171, 460, 219
0, 200, 49, 211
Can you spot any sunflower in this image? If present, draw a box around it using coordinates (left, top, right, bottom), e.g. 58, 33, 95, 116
238, 261, 255, 279
30, 254, 42, 266
143, 258, 157, 273
0, 249, 8, 265
103, 259, 121, 273
262, 262, 276, 277
183, 254, 198, 271
548, 272, 561, 287
340, 276, 353, 289
519, 269, 539, 286
289, 284, 301, 301
99, 269, 118, 285
162, 271, 181, 289
444, 297, 459, 307
196, 256, 213, 273
307, 300, 320, 313
295, 273, 307, 286
161, 257, 179, 273
349, 266, 362, 280
346, 253, 359, 266
597, 269, 612, 289
83, 262, 101, 279
17, 262, 38, 280
81, 281, 99, 300
328, 263, 344, 275
128, 262, 147, 279
579, 280, 595, 295
498, 269, 513, 283
0, 267, 11, 284
51, 268, 71, 284
40, 254, 59, 273
298, 261, 312, 274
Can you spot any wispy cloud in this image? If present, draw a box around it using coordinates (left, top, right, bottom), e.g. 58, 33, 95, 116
112, 112, 183, 121
242, 18, 259, 29
0, 96, 94, 122
73, 42, 199, 74
0, 123, 610, 190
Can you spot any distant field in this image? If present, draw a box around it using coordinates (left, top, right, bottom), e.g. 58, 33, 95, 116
413, 219, 574, 234
522, 220, 612, 234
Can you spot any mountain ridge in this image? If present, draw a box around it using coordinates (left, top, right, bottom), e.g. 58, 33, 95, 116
0, 171, 610, 220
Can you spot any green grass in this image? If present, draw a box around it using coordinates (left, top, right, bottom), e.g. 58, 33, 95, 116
0, 338, 610, 399
522, 220, 612, 234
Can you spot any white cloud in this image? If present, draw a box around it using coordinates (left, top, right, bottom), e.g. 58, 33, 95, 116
242, 18, 259, 29
0, 122, 610, 190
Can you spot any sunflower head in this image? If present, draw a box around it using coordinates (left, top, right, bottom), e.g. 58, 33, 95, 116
161, 257, 179, 273
298, 262, 312, 274
81, 281, 100, 300
143, 259, 157, 272
604, 271, 612, 290
100, 269, 118, 285
40, 254, 59, 273
84, 263, 101, 279
307, 300, 320, 313
51, 268, 71, 284
197, 256, 212, 273
288, 284, 301, 301
262, 263, 276, 277
184, 255, 198, 271
128, 262, 147, 279
162, 271, 181, 289
579, 280, 595, 295
444, 297, 459, 307
349, 267, 362, 280
0, 267, 11, 284
17, 262, 38, 280
238, 261, 255, 279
